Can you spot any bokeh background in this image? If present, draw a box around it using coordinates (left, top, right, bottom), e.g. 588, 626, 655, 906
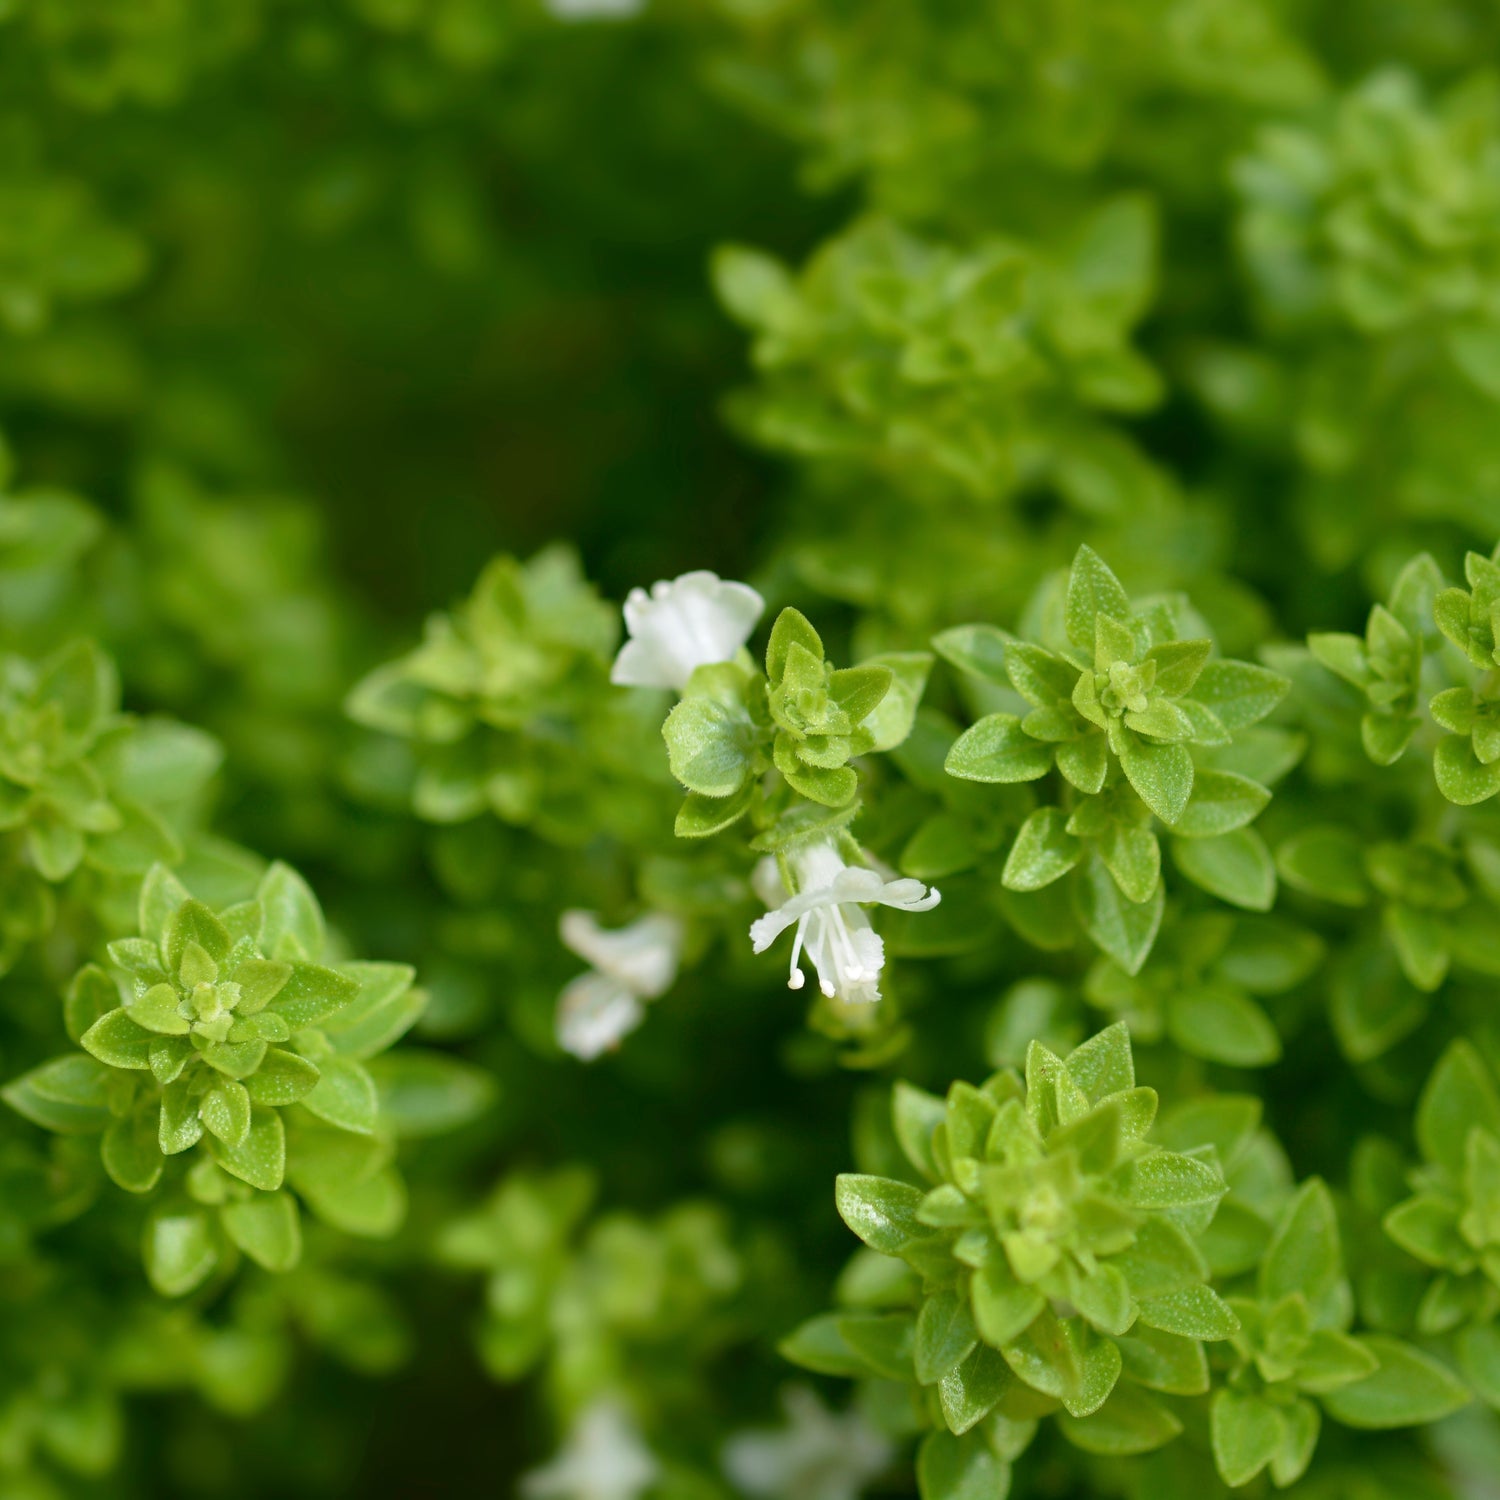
9, 1, 1500, 1496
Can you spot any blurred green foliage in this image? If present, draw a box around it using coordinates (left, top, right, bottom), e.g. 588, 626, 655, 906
10, 2, 1500, 1499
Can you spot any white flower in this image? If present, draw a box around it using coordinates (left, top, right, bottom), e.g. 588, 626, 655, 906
723, 1386, 893, 1500
522, 1400, 658, 1500
749, 842, 939, 1006
555, 911, 683, 1061
547, 0, 643, 19
610, 570, 764, 693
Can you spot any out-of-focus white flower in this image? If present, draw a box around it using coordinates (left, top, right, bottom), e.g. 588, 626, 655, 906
546, 0, 644, 21
610, 571, 764, 692
723, 1386, 893, 1500
522, 1400, 658, 1500
555, 911, 684, 1060
749, 842, 939, 1005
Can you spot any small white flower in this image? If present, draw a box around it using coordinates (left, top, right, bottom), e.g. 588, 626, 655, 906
556, 911, 683, 1061
749, 842, 939, 1006
546, 0, 643, 19
723, 1386, 893, 1500
610, 570, 764, 693
522, 1400, 658, 1500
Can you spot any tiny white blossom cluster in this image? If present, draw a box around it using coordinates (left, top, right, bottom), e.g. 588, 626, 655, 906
610, 570, 764, 693
751, 842, 939, 1006
723, 1385, 893, 1500
522, 1400, 658, 1500
555, 910, 683, 1061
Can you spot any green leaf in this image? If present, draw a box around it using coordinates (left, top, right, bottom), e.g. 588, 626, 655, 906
209, 1107, 285, 1192
143, 1206, 220, 1297
1134, 1284, 1238, 1340
242, 1048, 320, 1106
221, 1191, 302, 1273
766, 607, 823, 681
1261, 1180, 1347, 1328
938, 1344, 1014, 1435
159, 1080, 204, 1154
675, 783, 756, 837
860, 652, 931, 751
1171, 770, 1270, 837
1456, 1322, 1500, 1409
300, 1055, 379, 1134
916, 1290, 980, 1385
1434, 733, 1500, 805
1211, 1389, 1283, 1487
971, 1261, 1045, 1347
1124, 1151, 1225, 1211
1115, 732, 1192, 825
1002, 808, 1081, 891
102, 1112, 164, 1193
1065, 1022, 1136, 1102
79, 1010, 154, 1071
893, 1081, 947, 1182
1189, 660, 1289, 730
945, 715, 1053, 783
164, 899, 230, 971
200, 1080, 252, 1149
1171, 828, 1275, 911
1167, 985, 1281, 1066
139, 863, 193, 944
1072, 856, 1163, 975
932, 625, 1012, 686
663, 694, 754, 797
367, 1051, 495, 1137
257, 862, 326, 961
320, 962, 425, 1059
916, 1429, 1011, 1500
1066, 545, 1133, 650
65, 964, 119, 1045
1320, 1337, 1471, 1428
125, 982, 191, 1036
267, 962, 360, 1028
3, 1055, 113, 1133
1058, 1382, 1183, 1456
835, 1174, 925, 1254
1276, 825, 1370, 906
1417, 1041, 1500, 1178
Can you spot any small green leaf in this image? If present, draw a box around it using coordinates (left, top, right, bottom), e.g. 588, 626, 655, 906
1058, 1382, 1183, 1456
301, 1055, 379, 1134
221, 1191, 302, 1273
1003, 808, 1081, 891
257, 862, 326, 961
1261, 1179, 1347, 1329
1167, 985, 1281, 1067
209, 1108, 285, 1192
916, 1429, 1011, 1500
931, 625, 1012, 686
1211, 1389, 1282, 1487
1417, 1041, 1500, 1178
835, 1174, 925, 1254
1072, 856, 1163, 975
200, 1080, 252, 1148
80, 1009, 154, 1070
242, 1048, 321, 1106
1434, 733, 1500, 805
1116, 732, 1193, 825
766, 607, 823, 681
945, 715, 1053, 783
1066, 545, 1133, 651
1172, 828, 1275, 911
916, 1290, 979, 1385
1189, 660, 1289, 730
3, 1055, 113, 1133
143, 1206, 219, 1297
1320, 1337, 1471, 1428
1171, 770, 1270, 837
663, 694, 755, 797
102, 1112, 164, 1193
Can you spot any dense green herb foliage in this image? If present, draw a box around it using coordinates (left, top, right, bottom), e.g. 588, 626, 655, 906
10, 3, 1500, 1498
